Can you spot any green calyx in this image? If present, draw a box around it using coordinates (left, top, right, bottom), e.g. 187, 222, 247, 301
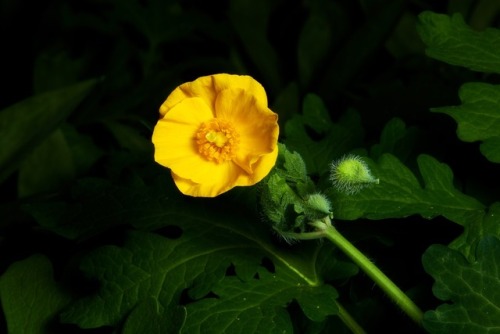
304, 193, 332, 220
260, 144, 332, 241
330, 154, 379, 194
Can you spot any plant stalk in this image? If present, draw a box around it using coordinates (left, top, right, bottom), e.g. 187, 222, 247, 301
316, 218, 424, 325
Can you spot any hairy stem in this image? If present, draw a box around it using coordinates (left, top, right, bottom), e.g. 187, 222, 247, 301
315, 218, 423, 325
336, 301, 366, 334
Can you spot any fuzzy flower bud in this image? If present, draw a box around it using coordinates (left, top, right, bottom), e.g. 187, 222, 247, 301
303, 193, 332, 220
330, 154, 379, 194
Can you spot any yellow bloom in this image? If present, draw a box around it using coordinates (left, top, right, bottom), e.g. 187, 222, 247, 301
152, 74, 279, 197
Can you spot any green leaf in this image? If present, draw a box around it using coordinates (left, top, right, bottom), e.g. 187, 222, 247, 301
370, 117, 417, 161
32, 172, 345, 332
271, 81, 300, 123
285, 105, 363, 176
276, 143, 309, 185
16, 124, 102, 198
33, 49, 88, 93
229, 0, 282, 94
480, 137, 500, 163
102, 120, 153, 152
297, 1, 342, 87
431, 82, 500, 163
449, 202, 500, 261
301, 94, 332, 135
25, 177, 163, 240
122, 298, 186, 334
318, 0, 405, 99
260, 172, 302, 232
417, 11, 500, 74
329, 153, 485, 225
183, 269, 338, 333
0, 79, 99, 183
17, 129, 76, 198
0, 255, 73, 334
422, 236, 500, 333
60, 229, 338, 332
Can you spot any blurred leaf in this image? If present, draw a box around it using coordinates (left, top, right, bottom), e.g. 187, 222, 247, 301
60, 124, 104, 175
431, 82, 500, 163
370, 117, 418, 161
25, 172, 204, 240
17, 129, 75, 198
422, 236, 500, 333
297, 2, 339, 87
272, 81, 300, 125
385, 12, 424, 58
111, 0, 190, 47
467, 0, 500, 31
285, 97, 364, 176
301, 94, 331, 135
417, 11, 500, 74
17, 124, 103, 198
229, 0, 282, 94
318, 0, 406, 100
0, 79, 99, 184
102, 120, 153, 152
329, 154, 485, 225
0, 255, 73, 334
33, 49, 88, 93
25, 178, 134, 240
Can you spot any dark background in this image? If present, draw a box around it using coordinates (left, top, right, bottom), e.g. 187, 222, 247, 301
1, 0, 499, 333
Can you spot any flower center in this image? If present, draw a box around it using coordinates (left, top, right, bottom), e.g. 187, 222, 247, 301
196, 119, 239, 163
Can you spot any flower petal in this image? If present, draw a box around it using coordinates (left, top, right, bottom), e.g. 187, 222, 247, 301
159, 74, 267, 117
214, 88, 279, 173
154, 74, 279, 198
212, 74, 268, 107
152, 97, 213, 169
171, 161, 242, 197
240, 144, 279, 184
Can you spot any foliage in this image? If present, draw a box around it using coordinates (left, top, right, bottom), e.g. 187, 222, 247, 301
1, 1, 500, 333
422, 236, 500, 333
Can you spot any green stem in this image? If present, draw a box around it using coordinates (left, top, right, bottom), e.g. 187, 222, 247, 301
336, 301, 366, 334
318, 218, 423, 325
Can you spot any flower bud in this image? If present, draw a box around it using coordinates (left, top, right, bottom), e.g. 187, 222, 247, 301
303, 193, 332, 220
330, 155, 379, 194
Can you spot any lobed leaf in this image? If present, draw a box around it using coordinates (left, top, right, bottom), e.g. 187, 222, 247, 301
0, 255, 73, 334
285, 100, 363, 176
122, 298, 187, 334
422, 236, 500, 333
183, 268, 338, 333
60, 228, 339, 333
370, 117, 418, 161
329, 153, 485, 225
449, 202, 500, 261
49, 176, 345, 332
431, 82, 500, 163
417, 11, 500, 74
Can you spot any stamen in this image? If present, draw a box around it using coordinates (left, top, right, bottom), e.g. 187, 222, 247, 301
196, 119, 239, 163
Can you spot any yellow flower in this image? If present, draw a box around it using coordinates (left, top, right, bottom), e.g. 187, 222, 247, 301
152, 74, 279, 197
